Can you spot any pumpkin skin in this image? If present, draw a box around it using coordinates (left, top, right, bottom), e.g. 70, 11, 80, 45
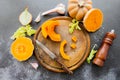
68, 0, 92, 21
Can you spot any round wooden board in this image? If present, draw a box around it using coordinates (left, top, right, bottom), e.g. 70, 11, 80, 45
33, 16, 90, 73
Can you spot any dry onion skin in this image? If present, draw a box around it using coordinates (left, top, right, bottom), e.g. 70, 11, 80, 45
19, 8, 32, 25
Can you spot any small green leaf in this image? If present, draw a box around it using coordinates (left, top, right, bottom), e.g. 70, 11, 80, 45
26, 25, 36, 36
11, 26, 26, 40
72, 19, 76, 23
68, 19, 81, 34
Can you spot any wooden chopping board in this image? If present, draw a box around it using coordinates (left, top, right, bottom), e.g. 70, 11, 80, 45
34, 16, 90, 73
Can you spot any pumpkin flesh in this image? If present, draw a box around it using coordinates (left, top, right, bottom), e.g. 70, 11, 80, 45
41, 20, 52, 38
10, 37, 34, 61
83, 8, 103, 32
41, 20, 61, 42
48, 21, 61, 42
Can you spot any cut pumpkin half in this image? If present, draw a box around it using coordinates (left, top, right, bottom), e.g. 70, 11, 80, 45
10, 37, 34, 61
83, 8, 103, 32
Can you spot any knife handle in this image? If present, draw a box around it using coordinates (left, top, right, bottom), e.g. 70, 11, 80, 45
55, 58, 73, 74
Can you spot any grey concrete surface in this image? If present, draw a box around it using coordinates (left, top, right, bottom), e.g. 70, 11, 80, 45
0, 0, 120, 80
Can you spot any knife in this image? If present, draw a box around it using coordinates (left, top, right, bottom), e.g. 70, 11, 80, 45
36, 40, 73, 74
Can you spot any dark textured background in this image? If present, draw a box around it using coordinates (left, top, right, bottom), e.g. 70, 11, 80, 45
0, 0, 120, 80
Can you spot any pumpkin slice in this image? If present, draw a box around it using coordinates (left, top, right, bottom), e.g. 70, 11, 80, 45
41, 20, 52, 38
48, 20, 61, 42
41, 20, 61, 42
60, 40, 70, 60
83, 8, 103, 32
10, 37, 34, 61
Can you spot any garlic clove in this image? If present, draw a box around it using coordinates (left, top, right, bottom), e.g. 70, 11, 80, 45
34, 12, 41, 22
29, 62, 39, 70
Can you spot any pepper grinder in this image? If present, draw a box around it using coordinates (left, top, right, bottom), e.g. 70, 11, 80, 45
93, 29, 116, 67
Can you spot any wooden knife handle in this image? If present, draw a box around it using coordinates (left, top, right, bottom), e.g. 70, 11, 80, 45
54, 58, 73, 74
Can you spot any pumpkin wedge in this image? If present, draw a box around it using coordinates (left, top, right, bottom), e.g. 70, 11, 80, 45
83, 8, 103, 32
41, 20, 52, 38
10, 37, 34, 61
48, 21, 61, 42
41, 20, 61, 42
60, 40, 70, 60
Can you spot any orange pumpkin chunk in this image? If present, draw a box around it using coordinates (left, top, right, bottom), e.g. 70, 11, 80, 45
83, 8, 103, 32
72, 36, 77, 42
70, 43, 76, 49
10, 37, 34, 61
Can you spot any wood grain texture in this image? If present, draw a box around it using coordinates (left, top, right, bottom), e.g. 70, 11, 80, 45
34, 16, 90, 72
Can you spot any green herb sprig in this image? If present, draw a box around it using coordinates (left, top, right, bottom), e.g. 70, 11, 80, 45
69, 19, 81, 34
87, 44, 97, 64
11, 25, 36, 40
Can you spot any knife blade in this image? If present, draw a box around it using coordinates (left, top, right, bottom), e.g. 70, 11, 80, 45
35, 40, 73, 74
36, 40, 56, 59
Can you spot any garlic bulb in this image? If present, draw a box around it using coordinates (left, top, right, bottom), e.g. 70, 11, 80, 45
42, 3, 66, 16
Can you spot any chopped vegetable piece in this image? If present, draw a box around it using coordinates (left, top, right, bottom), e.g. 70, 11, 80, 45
41, 20, 52, 38
69, 19, 81, 34
70, 43, 76, 49
72, 36, 77, 42
41, 20, 61, 42
10, 37, 34, 61
11, 27, 26, 40
11, 25, 36, 40
19, 8, 32, 25
26, 25, 36, 36
60, 40, 70, 60
87, 44, 97, 64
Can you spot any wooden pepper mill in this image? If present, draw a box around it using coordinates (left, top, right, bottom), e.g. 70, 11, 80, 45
93, 29, 116, 67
